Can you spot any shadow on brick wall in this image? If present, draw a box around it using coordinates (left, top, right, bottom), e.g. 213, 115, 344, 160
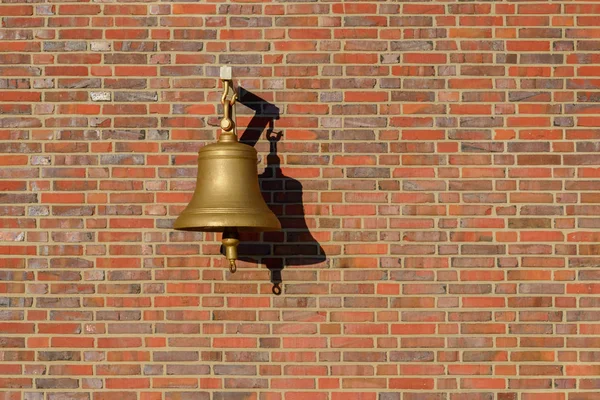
233, 88, 326, 295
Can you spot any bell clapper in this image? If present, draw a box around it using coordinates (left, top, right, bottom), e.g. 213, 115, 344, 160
222, 228, 240, 273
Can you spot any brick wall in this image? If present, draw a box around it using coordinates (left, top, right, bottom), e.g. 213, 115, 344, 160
1, 1, 600, 399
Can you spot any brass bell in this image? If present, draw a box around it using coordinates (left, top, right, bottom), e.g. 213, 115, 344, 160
174, 69, 280, 272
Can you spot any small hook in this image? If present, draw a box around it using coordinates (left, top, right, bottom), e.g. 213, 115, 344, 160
229, 259, 237, 273
220, 80, 237, 133
221, 80, 230, 105
272, 283, 282, 296
221, 80, 238, 106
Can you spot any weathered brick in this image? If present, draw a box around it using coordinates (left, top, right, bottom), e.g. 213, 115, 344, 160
0, 3, 599, 398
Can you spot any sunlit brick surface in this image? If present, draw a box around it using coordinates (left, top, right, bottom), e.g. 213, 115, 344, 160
1, 1, 600, 399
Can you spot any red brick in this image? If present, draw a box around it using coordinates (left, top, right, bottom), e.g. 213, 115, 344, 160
0, 3, 597, 398
172, 4, 216, 14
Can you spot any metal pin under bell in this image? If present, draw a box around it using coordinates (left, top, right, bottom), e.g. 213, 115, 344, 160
221, 228, 239, 273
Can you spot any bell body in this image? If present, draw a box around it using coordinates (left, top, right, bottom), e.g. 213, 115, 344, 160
174, 135, 281, 233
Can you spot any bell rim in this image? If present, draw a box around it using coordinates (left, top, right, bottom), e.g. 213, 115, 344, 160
174, 222, 281, 232
174, 211, 281, 232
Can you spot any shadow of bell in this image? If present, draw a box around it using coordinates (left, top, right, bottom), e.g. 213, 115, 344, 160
221, 89, 327, 294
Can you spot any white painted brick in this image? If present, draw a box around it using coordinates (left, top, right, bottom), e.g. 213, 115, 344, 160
91, 92, 111, 102
220, 66, 232, 79
90, 41, 111, 52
